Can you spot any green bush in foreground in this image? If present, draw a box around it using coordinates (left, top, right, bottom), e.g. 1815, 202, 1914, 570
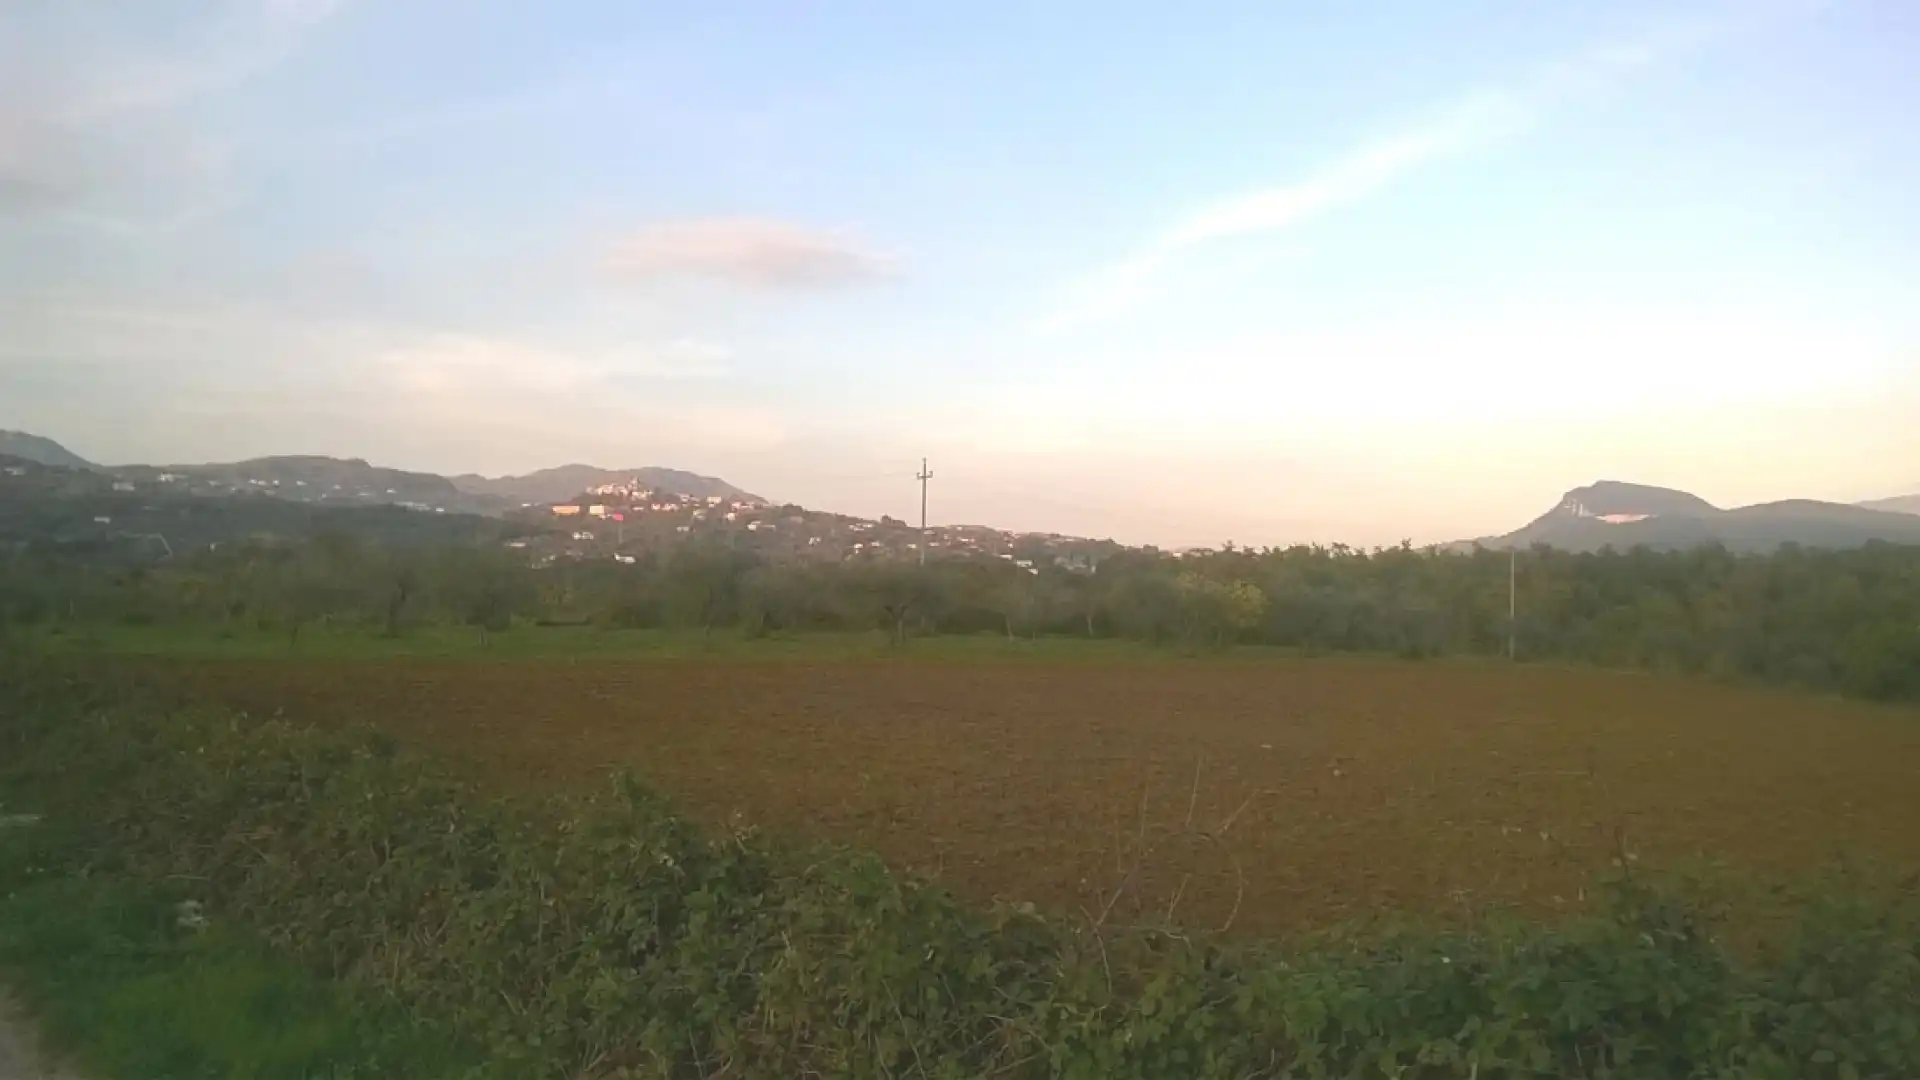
2, 664, 1917, 1079
0, 819, 474, 1079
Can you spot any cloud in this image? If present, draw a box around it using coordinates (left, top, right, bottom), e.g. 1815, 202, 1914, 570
32, 1, 353, 125
374, 333, 732, 396
0, 295, 782, 468
0, 1, 346, 224
1163, 98, 1524, 249
0, 114, 92, 213
1037, 14, 1757, 333
601, 219, 893, 290
1037, 101, 1517, 333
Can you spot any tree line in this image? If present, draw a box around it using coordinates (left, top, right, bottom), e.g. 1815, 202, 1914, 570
4, 535, 1918, 701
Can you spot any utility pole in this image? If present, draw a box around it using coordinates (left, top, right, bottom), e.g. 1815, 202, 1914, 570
1507, 547, 1517, 661
916, 458, 933, 566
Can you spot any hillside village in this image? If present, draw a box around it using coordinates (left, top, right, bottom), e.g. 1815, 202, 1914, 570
9, 432, 1919, 561
515, 480, 1115, 572
1, 452, 1121, 572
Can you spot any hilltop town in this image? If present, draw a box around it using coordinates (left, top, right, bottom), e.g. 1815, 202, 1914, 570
519, 480, 1114, 572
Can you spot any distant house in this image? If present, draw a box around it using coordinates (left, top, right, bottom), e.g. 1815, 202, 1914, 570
613, 554, 637, 564
552, 505, 582, 517
588, 505, 608, 518
705, 495, 724, 506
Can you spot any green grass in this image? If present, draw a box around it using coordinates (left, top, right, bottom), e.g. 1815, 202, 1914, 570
0, 815, 474, 1080
27, 620, 1301, 665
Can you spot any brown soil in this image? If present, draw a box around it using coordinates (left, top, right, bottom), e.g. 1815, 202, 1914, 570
127, 655, 1920, 935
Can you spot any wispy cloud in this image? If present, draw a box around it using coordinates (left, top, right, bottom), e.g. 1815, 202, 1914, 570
377, 333, 733, 396
1166, 98, 1524, 249
0, 295, 779, 466
1037, 13, 1760, 333
601, 219, 894, 291
0, 113, 91, 213
40, 1, 353, 125
0, 1, 348, 224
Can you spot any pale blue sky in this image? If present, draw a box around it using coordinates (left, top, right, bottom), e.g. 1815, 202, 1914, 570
4, 1, 1916, 545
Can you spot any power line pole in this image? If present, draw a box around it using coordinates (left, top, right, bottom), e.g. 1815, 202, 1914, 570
1507, 547, 1517, 661
916, 457, 933, 566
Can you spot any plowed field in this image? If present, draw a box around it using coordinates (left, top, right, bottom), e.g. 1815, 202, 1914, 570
129, 655, 1920, 934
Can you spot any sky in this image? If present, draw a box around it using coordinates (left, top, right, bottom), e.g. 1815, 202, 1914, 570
4, 0, 1917, 548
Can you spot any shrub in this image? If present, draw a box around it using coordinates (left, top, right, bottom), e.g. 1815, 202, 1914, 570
3, 661, 1917, 1078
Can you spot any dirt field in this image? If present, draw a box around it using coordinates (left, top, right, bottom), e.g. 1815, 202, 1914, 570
128, 654, 1920, 935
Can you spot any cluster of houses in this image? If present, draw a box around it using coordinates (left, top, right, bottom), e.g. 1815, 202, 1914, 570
549, 491, 757, 523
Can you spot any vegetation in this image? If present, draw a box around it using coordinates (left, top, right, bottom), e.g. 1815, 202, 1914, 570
3, 660, 1918, 1078
7, 534, 1920, 701
6, 480, 1918, 1071
0, 823, 472, 1079
105, 644, 1920, 938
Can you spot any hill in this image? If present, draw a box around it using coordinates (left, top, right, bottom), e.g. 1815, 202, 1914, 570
1471, 480, 1920, 553
108, 456, 510, 515
0, 460, 508, 560
1859, 492, 1920, 517
0, 433, 756, 515
450, 464, 755, 505
0, 431, 92, 469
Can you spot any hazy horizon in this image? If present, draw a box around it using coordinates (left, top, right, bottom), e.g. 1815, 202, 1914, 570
6, 1, 1917, 548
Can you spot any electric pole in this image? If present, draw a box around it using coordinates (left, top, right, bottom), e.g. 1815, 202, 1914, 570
916, 458, 933, 566
1507, 547, 1517, 661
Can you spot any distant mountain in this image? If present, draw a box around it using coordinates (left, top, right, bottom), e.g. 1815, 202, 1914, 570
1471, 480, 1920, 553
39, 450, 759, 517
150, 456, 461, 497
1859, 492, 1920, 517
0, 431, 92, 470
450, 465, 756, 505
105, 455, 511, 513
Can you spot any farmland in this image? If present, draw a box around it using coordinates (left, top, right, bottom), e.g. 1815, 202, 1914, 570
119, 643, 1920, 935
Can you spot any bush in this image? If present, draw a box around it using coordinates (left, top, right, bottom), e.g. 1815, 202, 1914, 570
3, 662, 1918, 1078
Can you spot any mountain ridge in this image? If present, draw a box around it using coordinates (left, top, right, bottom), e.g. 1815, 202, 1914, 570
0, 432, 753, 516
1859, 492, 1920, 517
1471, 481, 1920, 552
0, 430, 94, 470
449, 464, 754, 505
4, 431, 1916, 547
